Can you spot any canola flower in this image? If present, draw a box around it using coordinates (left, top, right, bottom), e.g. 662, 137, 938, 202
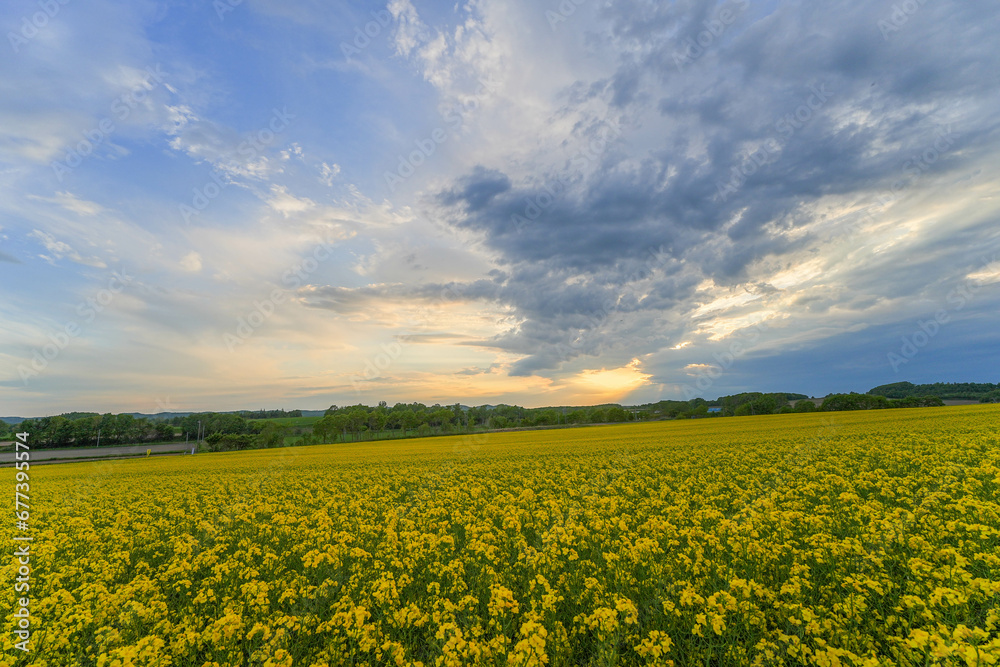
2, 404, 999, 665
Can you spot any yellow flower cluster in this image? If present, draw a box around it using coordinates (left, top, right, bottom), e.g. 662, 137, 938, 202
2, 404, 999, 665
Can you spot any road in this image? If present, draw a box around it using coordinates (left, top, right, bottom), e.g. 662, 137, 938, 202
1, 442, 192, 465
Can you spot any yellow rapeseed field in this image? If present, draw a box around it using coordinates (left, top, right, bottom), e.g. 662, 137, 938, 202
2, 405, 999, 666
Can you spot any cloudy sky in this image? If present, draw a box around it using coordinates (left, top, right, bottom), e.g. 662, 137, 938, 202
1, 0, 998, 416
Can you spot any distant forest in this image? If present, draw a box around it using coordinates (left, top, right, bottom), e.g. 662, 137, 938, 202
867, 381, 1000, 402
3, 382, 987, 450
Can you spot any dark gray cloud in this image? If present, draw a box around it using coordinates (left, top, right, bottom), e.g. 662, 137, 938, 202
419, 0, 1000, 384
438, 165, 512, 212
303, 278, 504, 315
667, 302, 1000, 400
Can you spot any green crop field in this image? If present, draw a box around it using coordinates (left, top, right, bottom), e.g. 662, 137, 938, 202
248, 415, 323, 427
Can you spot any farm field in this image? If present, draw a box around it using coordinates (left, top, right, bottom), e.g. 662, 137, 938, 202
248, 416, 323, 428
2, 405, 999, 666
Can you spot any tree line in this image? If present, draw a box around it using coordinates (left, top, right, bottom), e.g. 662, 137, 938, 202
236, 409, 303, 419
0, 388, 960, 450
299, 401, 643, 445
867, 381, 999, 402
820, 393, 944, 411
634, 393, 808, 418
637, 391, 945, 418
0, 413, 174, 449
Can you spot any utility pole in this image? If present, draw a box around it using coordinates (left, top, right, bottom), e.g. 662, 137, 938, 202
96, 428, 101, 448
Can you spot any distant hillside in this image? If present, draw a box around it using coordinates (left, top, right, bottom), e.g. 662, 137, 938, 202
868, 381, 1000, 402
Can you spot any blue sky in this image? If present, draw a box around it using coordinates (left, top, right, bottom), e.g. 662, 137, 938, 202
1, 0, 998, 416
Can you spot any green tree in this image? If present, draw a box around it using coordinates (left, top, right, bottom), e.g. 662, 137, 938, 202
49, 416, 74, 447
312, 415, 337, 443
368, 409, 388, 438
154, 421, 175, 441
606, 406, 628, 422
254, 422, 286, 448
400, 409, 421, 435
346, 408, 368, 441
821, 393, 890, 411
